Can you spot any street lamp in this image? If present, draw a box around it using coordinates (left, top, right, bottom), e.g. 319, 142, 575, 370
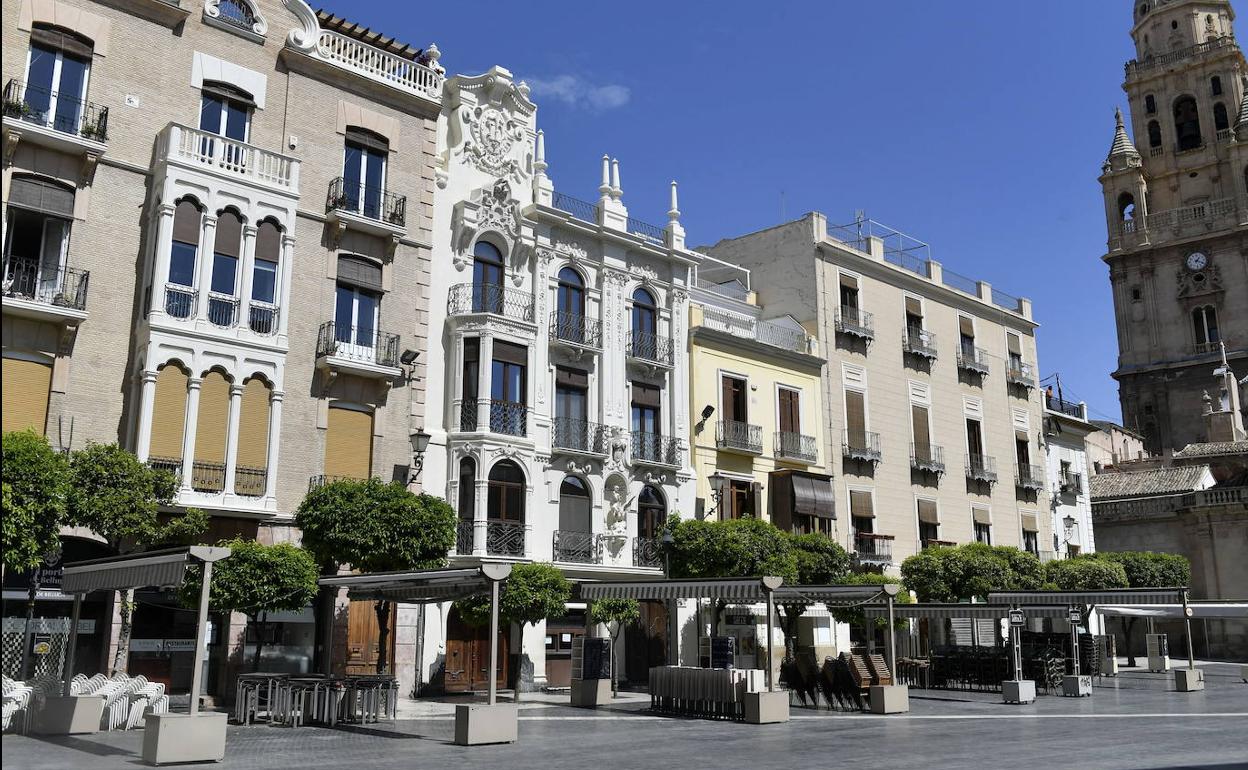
707, 471, 726, 520
409, 429, 431, 481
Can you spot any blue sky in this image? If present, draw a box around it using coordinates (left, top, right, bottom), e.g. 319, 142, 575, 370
328, 0, 1163, 422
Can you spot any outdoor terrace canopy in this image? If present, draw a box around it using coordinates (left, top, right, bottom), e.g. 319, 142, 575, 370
1096, 602, 1248, 619
318, 565, 510, 603
986, 588, 1186, 606
574, 578, 887, 606
862, 604, 1072, 621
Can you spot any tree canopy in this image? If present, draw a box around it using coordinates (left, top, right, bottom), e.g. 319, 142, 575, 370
900, 543, 1043, 602
589, 597, 641, 628
1044, 557, 1129, 590
663, 516, 798, 583
1, 431, 69, 572
1088, 551, 1190, 588
789, 533, 852, 585
828, 572, 912, 629
455, 562, 572, 629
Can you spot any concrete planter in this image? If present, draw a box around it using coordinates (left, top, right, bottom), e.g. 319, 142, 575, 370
1174, 668, 1205, 692
454, 703, 517, 745
34, 695, 103, 735
1002, 679, 1036, 704
569, 678, 611, 708
1062, 674, 1092, 697
141, 712, 227, 765
869, 684, 910, 714
743, 690, 789, 724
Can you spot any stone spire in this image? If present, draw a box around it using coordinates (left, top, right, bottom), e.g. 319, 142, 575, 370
1234, 77, 1248, 140
1107, 107, 1139, 160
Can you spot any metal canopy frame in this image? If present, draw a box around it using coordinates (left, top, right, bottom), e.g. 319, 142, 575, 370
986, 588, 1186, 606
862, 604, 1071, 620
319, 564, 512, 704
60, 546, 232, 713
1097, 602, 1248, 619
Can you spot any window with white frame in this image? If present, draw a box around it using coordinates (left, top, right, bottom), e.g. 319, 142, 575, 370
21, 25, 93, 134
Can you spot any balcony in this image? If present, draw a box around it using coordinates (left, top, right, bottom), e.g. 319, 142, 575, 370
549, 311, 602, 351
315, 321, 401, 380
957, 346, 990, 376
835, 306, 874, 341
455, 519, 473, 555
1124, 36, 1239, 78
903, 328, 938, 360
3, 79, 107, 166
295, 28, 444, 106
552, 417, 608, 455
633, 536, 663, 568
842, 430, 881, 464
1, 257, 89, 324
156, 123, 299, 196
1045, 394, 1085, 419
717, 420, 763, 454
326, 176, 406, 242
1111, 198, 1237, 252
631, 431, 681, 467
248, 302, 279, 336
457, 399, 527, 437
965, 454, 997, 484
626, 330, 674, 368
910, 443, 946, 475
150, 458, 263, 499
922, 539, 957, 550
447, 283, 534, 324
774, 431, 817, 463
552, 530, 600, 564
1194, 341, 1221, 355
485, 520, 526, 557
696, 304, 816, 355
1006, 361, 1036, 390
854, 532, 894, 565
1059, 472, 1083, 496
1016, 464, 1046, 492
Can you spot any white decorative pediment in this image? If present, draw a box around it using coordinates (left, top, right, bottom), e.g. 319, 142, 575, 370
448, 67, 536, 184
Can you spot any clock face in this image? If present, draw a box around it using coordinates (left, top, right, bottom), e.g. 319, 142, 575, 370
1186, 252, 1208, 271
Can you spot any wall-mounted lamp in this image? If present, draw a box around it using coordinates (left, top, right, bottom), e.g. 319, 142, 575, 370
400, 349, 420, 366
707, 471, 726, 520
409, 428, 431, 481
696, 404, 716, 433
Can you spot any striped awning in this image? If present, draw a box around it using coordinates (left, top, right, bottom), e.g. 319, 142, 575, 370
988, 588, 1185, 606
863, 604, 1071, 620
577, 578, 780, 601
319, 565, 510, 604
62, 546, 232, 594
773, 585, 887, 606
1098, 603, 1248, 620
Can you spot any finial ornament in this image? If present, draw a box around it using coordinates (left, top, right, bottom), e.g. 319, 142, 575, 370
668, 180, 681, 221
599, 154, 612, 197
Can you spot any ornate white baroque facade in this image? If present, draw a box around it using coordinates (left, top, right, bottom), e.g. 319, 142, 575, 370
418, 66, 698, 691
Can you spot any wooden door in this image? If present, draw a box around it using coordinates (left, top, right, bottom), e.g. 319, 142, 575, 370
544, 620, 583, 688
624, 601, 669, 684
445, 608, 509, 693
345, 600, 394, 675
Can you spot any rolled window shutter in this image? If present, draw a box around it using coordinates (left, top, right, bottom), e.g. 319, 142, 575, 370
845, 390, 866, 440
555, 367, 588, 389
325, 406, 374, 479
912, 404, 930, 449
1, 357, 52, 435
631, 382, 661, 408
194, 371, 230, 464
492, 340, 527, 366
917, 499, 939, 525
149, 365, 188, 459
337, 255, 384, 292
8, 176, 75, 218
256, 221, 281, 260
1021, 513, 1039, 532
173, 200, 202, 245
849, 490, 873, 518
905, 296, 922, 317
214, 212, 243, 258
235, 378, 271, 470
1007, 333, 1022, 356
959, 316, 975, 338
973, 507, 992, 525
345, 126, 390, 154
31, 25, 95, 59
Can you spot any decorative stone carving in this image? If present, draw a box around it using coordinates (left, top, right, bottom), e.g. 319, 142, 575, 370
554, 237, 589, 262
565, 459, 595, 476
605, 476, 635, 532
205, 0, 267, 36
605, 427, 631, 473
461, 105, 526, 179
642, 471, 670, 487
1176, 265, 1223, 297
631, 263, 659, 282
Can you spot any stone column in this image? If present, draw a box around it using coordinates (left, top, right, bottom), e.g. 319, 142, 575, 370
473, 477, 489, 557
264, 391, 284, 500
277, 234, 295, 338
149, 203, 176, 318
179, 377, 203, 492
237, 224, 257, 331
194, 216, 218, 323
134, 370, 159, 461
223, 382, 243, 495
477, 335, 493, 430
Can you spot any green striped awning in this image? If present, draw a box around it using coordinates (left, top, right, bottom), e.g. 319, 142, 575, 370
773, 585, 887, 606
577, 578, 779, 601
62, 546, 232, 594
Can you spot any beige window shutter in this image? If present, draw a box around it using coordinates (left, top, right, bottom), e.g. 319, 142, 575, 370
325, 405, 374, 479
973, 507, 991, 525
911, 404, 930, 448
959, 316, 975, 337
235, 378, 271, 471
194, 371, 230, 464
849, 490, 874, 518
149, 365, 188, 460
917, 499, 939, 524
1021, 512, 1039, 532
1007, 332, 1022, 355
1, 357, 52, 435
845, 389, 866, 441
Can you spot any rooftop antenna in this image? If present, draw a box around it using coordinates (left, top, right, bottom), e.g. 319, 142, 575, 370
854, 209, 865, 241
780, 190, 786, 222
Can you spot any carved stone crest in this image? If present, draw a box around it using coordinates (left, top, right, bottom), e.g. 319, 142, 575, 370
462, 105, 525, 179
1176, 264, 1222, 297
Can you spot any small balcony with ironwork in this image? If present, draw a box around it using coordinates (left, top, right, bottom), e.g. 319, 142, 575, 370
552, 530, 600, 565
1045, 394, 1087, 420
1016, 464, 1046, 492
626, 330, 674, 369
1006, 361, 1037, 390
902, 328, 937, 360
448, 283, 535, 325
455, 398, 527, 438
834, 305, 874, 342
965, 454, 997, 484
842, 429, 881, 464
551, 417, 607, 456
149, 457, 269, 508
3, 79, 108, 168
631, 430, 681, 468
716, 420, 763, 455
2, 257, 89, 325
854, 532, 894, 565
549, 311, 602, 354
326, 176, 406, 242
1058, 470, 1083, 496
774, 431, 817, 464
957, 346, 990, 376
910, 443, 945, 476
633, 536, 663, 568
315, 320, 401, 381
453, 519, 529, 558
155, 123, 300, 197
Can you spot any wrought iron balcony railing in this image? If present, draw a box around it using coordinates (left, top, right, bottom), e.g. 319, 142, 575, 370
326, 176, 406, 227
549, 311, 602, 348
1045, 394, 1084, 418
553, 530, 600, 564
164, 284, 196, 319
455, 519, 474, 555
248, 302, 279, 336
910, 443, 945, 475
488, 400, 526, 437
631, 431, 681, 466
316, 321, 401, 368
552, 417, 608, 454
3, 79, 108, 141
206, 292, 240, 328
458, 398, 479, 432
1059, 471, 1083, 495
957, 346, 990, 375
485, 520, 526, 557
626, 330, 674, 365
1006, 361, 1036, 389
448, 283, 534, 322
147, 456, 183, 484
551, 191, 598, 222
234, 465, 267, 497
189, 460, 226, 493
903, 328, 938, 359
965, 454, 998, 483
2, 257, 89, 310
854, 532, 894, 563
717, 419, 763, 453
835, 305, 874, 340
774, 431, 817, 463
842, 429, 881, 463
633, 536, 663, 568
1016, 464, 1046, 491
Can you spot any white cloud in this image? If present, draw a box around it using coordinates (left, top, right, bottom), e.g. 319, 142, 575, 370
526, 74, 631, 111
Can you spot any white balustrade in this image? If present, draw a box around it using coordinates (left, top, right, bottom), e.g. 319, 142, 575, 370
315, 30, 443, 100
159, 124, 300, 194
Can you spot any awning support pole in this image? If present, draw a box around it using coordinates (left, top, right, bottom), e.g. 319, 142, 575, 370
1182, 589, 1195, 670
1010, 604, 1022, 681
188, 560, 213, 717
765, 585, 775, 692
489, 577, 500, 706
62, 593, 83, 696
1069, 604, 1081, 676
886, 593, 897, 676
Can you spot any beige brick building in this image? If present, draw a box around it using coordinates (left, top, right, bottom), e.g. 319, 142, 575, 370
2, 0, 442, 697
705, 214, 1052, 568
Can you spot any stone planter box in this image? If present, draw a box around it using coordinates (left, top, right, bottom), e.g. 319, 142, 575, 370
743, 690, 789, 724
454, 703, 517, 745
141, 712, 227, 765
34, 695, 103, 735
869, 684, 910, 714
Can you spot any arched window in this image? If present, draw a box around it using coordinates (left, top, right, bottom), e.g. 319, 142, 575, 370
1117, 192, 1136, 221
334, 255, 382, 352
487, 460, 525, 522
215, 0, 260, 32
1145, 94, 1156, 114
148, 363, 189, 466
249, 219, 281, 334
1192, 305, 1219, 349
1211, 75, 1223, 96
1147, 120, 1162, 148
457, 457, 476, 520
193, 369, 231, 493
555, 267, 586, 343
556, 477, 592, 561
342, 127, 389, 220
631, 287, 658, 358
208, 209, 243, 327
1214, 102, 1229, 131
235, 376, 271, 496
1173, 96, 1202, 150
169, 200, 202, 315
472, 240, 504, 313
637, 485, 666, 540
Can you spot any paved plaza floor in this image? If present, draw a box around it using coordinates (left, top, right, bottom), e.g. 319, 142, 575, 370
4, 663, 1246, 770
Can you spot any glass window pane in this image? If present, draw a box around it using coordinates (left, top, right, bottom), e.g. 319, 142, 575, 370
210, 253, 237, 294
251, 258, 277, 302
199, 94, 223, 133
6, 210, 44, 261
355, 290, 377, 342
491, 361, 505, 401
24, 45, 57, 115
343, 144, 362, 212
334, 285, 354, 340
169, 241, 197, 286
363, 149, 385, 218
54, 55, 88, 133
224, 101, 248, 141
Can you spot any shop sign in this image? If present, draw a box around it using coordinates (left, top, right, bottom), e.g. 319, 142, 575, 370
130, 639, 164, 652
163, 639, 197, 652
1008, 609, 1025, 627
725, 613, 758, 626
32, 633, 52, 655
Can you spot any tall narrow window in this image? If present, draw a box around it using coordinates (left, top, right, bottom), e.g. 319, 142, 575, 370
334, 255, 383, 358
721, 375, 747, 424
849, 490, 874, 536
904, 296, 924, 336
490, 341, 527, 436
3, 190, 72, 307
199, 82, 252, 167
457, 458, 476, 523
726, 479, 756, 520
558, 476, 591, 535
193, 370, 231, 492
554, 367, 590, 451
1173, 95, 1202, 150
1212, 75, 1223, 96
844, 388, 868, 451
324, 405, 373, 480
555, 267, 585, 343
966, 417, 986, 475
342, 127, 389, 220
917, 499, 940, 543
839, 273, 859, 309
1015, 433, 1031, 471
1145, 94, 1156, 114
959, 316, 976, 356
631, 382, 662, 462
1214, 102, 1230, 132
912, 403, 932, 462
487, 460, 525, 523
148, 363, 188, 465
1192, 305, 1219, 349
460, 338, 479, 431
166, 199, 201, 318
250, 219, 280, 334
631, 287, 658, 359
208, 210, 242, 327
973, 507, 991, 544
22, 25, 93, 134
638, 486, 666, 540
1147, 120, 1162, 148
472, 241, 505, 314
778, 387, 800, 435
1006, 332, 1024, 371
234, 377, 271, 496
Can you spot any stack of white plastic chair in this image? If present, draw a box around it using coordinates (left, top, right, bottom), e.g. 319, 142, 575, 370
71, 673, 107, 695
2, 676, 35, 733
125, 677, 168, 729
100, 675, 141, 730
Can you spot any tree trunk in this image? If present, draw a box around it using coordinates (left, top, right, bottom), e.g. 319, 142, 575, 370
610, 625, 622, 697
251, 612, 267, 672
111, 589, 135, 675
1124, 616, 1138, 667
512, 623, 523, 702
374, 600, 391, 674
